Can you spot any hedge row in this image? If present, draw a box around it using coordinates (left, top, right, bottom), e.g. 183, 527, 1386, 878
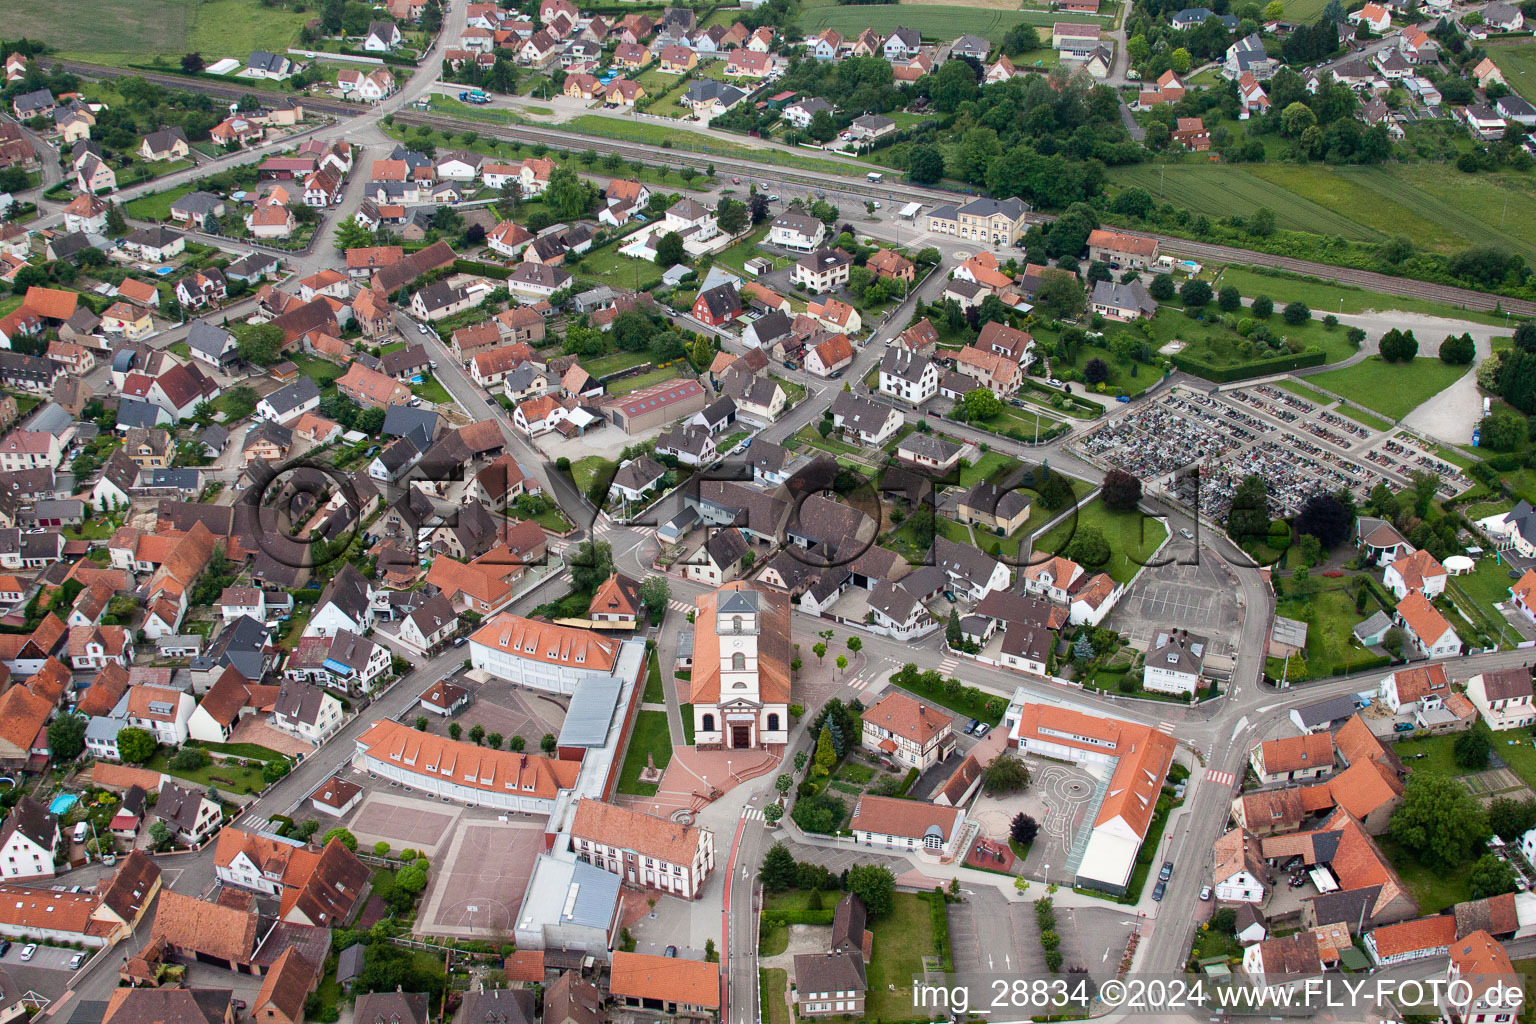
453, 258, 513, 280
1171, 347, 1327, 384
762, 909, 835, 928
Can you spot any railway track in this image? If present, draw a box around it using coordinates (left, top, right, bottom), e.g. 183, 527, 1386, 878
401, 112, 1534, 320
51, 59, 363, 118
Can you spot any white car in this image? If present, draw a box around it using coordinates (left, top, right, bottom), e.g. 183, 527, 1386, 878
19, 945, 36, 962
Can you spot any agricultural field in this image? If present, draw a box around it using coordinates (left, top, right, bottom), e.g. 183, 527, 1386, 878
1281, 0, 1332, 21
1107, 163, 1536, 259
13, 0, 312, 66
1306, 357, 1472, 422
797, 3, 1102, 44
1214, 266, 1514, 326
1487, 42, 1536, 103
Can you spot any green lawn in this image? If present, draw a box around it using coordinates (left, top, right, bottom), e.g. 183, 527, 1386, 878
1376, 835, 1474, 915
582, 351, 653, 378
1488, 42, 1536, 104
800, 3, 1108, 43
289, 354, 344, 388
865, 893, 937, 1020
125, 183, 195, 222
570, 455, 617, 496
616, 709, 672, 797
14, 0, 311, 65
1277, 379, 1334, 406
1388, 732, 1467, 778
1307, 358, 1471, 422
956, 451, 1021, 488
1262, 576, 1387, 681
761, 968, 789, 1024
643, 655, 664, 704
410, 374, 452, 405
1333, 404, 1394, 432
1032, 497, 1168, 584
566, 115, 858, 177
147, 749, 267, 795
1217, 265, 1513, 327
606, 366, 685, 395
1109, 163, 1536, 260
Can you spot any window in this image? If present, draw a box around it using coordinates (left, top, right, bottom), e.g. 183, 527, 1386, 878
702, 713, 716, 732
767, 713, 780, 731
731, 653, 745, 671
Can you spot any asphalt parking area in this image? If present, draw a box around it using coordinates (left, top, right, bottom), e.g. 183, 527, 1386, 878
0, 943, 83, 974
419, 680, 567, 748
418, 820, 543, 937
1114, 558, 1240, 650
347, 791, 462, 856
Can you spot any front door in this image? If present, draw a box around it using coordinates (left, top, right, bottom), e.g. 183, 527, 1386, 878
731, 725, 751, 749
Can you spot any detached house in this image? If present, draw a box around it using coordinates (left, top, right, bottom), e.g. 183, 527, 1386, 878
1466, 667, 1535, 731
860, 690, 954, 771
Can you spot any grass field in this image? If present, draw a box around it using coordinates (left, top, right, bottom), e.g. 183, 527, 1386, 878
761, 968, 789, 1024
1032, 497, 1168, 584
799, 3, 1108, 42
616, 709, 672, 796
1216, 266, 1514, 327
1307, 357, 1472, 421
607, 366, 685, 395
1282, 0, 1332, 21
866, 894, 938, 1020
1488, 42, 1536, 103
1109, 163, 1536, 259
124, 183, 194, 222
1263, 577, 1387, 681
16, 0, 311, 64
566, 115, 857, 176
1277, 379, 1335, 405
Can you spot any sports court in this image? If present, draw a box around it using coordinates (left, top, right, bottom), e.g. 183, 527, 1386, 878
421, 680, 568, 748
417, 820, 544, 938
347, 791, 462, 856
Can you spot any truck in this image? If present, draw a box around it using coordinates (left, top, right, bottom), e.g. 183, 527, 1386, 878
460, 90, 491, 104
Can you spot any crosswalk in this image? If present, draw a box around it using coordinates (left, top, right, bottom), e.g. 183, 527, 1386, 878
1158, 720, 1178, 734
741, 807, 765, 821
668, 599, 693, 614
592, 519, 615, 537
846, 673, 874, 692
1204, 768, 1235, 787
938, 656, 959, 675
236, 813, 271, 831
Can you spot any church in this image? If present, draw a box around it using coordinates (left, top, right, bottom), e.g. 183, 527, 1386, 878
688, 581, 792, 750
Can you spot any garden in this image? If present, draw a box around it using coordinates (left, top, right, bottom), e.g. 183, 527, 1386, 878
1031, 496, 1169, 585
1263, 573, 1393, 683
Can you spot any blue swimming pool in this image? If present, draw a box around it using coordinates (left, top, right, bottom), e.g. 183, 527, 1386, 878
48, 794, 77, 815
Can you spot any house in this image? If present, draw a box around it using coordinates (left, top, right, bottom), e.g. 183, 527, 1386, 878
1226, 32, 1275, 80
1384, 548, 1448, 600
860, 690, 955, 771
611, 457, 666, 504
1091, 279, 1157, 321
185, 321, 240, 372
139, 127, 189, 163
569, 800, 714, 898
245, 204, 297, 240
782, 97, 833, 129
684, 79, 746, 119
793, 248, 853, 293
655, 424, 718, 467
1465, 667, 1535, 731
804, 334, 854, 379
126, 684, 194, 745
153, 781, 221, 845
1087, 229, 1159, 270
1143, 627, 1207, 696
1439, 931, 1517, 1024
960, 478, 1034, 537
1393, 591, 1460, 658
867, 249, 915, 285
769, 211, 825, 251
271, 681, 344, 744
602, 378, 709, 433
849, 113, 896, 141
1461, 103, 1507, 140
878, 349, 940, 406
336, 363, 411, 409
925, 196, 1029, 246
122, 226, 184, 262
1378, 663, 1449, 713
1213, 829, 1269, 904
954, 345, 1022, 396
1052, 21, 1101, 55
849, 793, 966, 858
830, 391, 902, 446
0, 798, 58, 880
1250, 733, 1334, 785
1348, 3, 1391, 32
609, 953, 718, 1018
794, 948, 866, 1018
692, 283, 742, 327
895, 432, 963, 473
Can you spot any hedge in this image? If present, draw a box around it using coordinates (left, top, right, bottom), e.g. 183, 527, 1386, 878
928, 889, 953, 972
453, 258, 513, 280
761, 908, 835, 928
1171, 347, 1327, 384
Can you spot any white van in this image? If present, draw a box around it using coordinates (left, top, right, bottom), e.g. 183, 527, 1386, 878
72, 822, 88, 844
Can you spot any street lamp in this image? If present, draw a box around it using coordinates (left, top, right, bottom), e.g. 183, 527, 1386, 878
1043, 863, 1050, 887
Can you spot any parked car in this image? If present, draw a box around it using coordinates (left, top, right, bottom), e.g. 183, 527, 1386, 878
19, 945, 35, 962
453, 636, 467, 647
0, 939, 11, 958
68, 952, 85, 970
1393, 721, 1416, 732
1116, 395, 1131, 403
1151, 881, 1166, 901
964, 719, 980, 735
1158, 860, 1174, 882
1179, 528, 1194, 539
973, 723, 990, 739
1198, 886, 1212, 901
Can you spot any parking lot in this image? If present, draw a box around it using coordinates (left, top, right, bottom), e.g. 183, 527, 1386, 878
416, 676, 569, 749
1115, 557, 1242, 654
947, 890, 1138, 984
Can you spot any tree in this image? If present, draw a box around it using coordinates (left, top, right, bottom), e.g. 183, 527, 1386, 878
1084, 358, 1109, 385
47, 715, 87, 760
323, 827, 359, 851
1387, 774, 1489, 869
468, 724, 486, 745
1226, 475, 1272, 547
1481, 410, 1528, 452
1455, 725, 1493, 771
1148, 274, 1175, 301
570, 540, 615, 593
982, 753, 1031, 795
1010, 813, 1040, 846
1002, 22, 1041, 55
813, 641, 827, 663
764, 803, 783, 824
1251, 295, 1273, 319
847, 637, 862, 656
716, 198, 747, 236
807, 108, 838, 143
813, 726, 836, 775
1293, 493, 1352, 548
541, 733, 557, 754
761, 842, 797, 891
654, 231, 685, 267
907, 144, 946, 184
148, 821, 173, 849
775, 774, 793, 797
374, 841, 391, 857
487, 732, 504, 750
1101, 469, 1142, 512
181, 52, 205, 74
234, 323, 285, 366
846, 864, 896, 917
835, 654, 848, 674
1440, 332, 1476, 365
1035, 270, 1085, 320
639, 575, 670, 617
1488, 797, 1536, 842
509, 735, 525, 751
1380, 328, 1419, 362
946, 608, 962, 649
1282, 301, 1311, 326
960, 388, 1002, 421
448, 723, 462, 741
1180, 279, 1213, 309
1218, 285, 1242, 312
1063, 526, 1110, 568
1281, 101, 1317, 137
1381, 627, 1406, 658
117, 727, 156, 764
1469, 852, 1519, 899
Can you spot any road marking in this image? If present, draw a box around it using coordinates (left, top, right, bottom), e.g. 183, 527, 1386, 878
669, 599, 692, 613
1158, 720, 1177, 733
1230, 715, 1249, 743
1203, 768, 1235, 787
741, 807, 763, 821
938, 657, 959, 674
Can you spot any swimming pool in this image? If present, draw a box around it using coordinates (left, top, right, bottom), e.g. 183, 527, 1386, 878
48, 793, 77, 815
